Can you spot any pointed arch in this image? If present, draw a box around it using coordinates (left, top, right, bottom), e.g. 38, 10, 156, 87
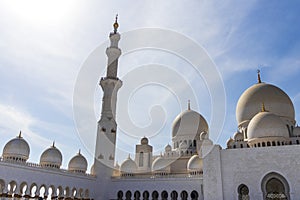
19, 182, 28, 196
261, 172, 290, 200
29, 183, 38, 198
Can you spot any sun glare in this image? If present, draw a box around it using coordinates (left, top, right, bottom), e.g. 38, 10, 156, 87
3, 0, 76, 24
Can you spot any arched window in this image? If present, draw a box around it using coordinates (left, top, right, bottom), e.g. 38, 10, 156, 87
191, 190, 199, 200
261, 172, 290, 200
170, 191, 178, 200
139, 152, 144, 167
117, 191, 123, 200
262, 142, 266, 147
152, 191, 159, 200
272, 141, 276, 146
125, 191, 132, 200
134, 191, 141, 200
143, 191, 149, 200
238, 184, 249, 200
161, 191, 168, 200
180, 191, 188, 200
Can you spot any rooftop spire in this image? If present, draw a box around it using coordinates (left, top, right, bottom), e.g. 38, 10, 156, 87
18, 130, 22, 138
113, 14, 119, 34
257, 69, 262, 83
52, 141, 55, 147
188, 100, 191, 110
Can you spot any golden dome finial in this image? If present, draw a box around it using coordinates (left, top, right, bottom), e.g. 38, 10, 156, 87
188, 100, 191, 110
257, 69, 262, 83
113, 14, 119, 34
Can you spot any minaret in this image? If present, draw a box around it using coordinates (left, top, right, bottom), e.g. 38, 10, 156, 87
94, 15, 122, 189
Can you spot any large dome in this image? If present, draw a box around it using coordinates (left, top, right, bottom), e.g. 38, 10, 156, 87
236, 82, 295, 126
2, 133, 30, 162
40, 143, 62, 169
248, 111, 289, 140
68, 151, 88, 173
172, 109, 208, 138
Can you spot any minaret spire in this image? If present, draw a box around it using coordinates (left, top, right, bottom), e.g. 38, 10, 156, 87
188, 100, 191, 110
257, 69, 262, 83
113, 14, 119, 34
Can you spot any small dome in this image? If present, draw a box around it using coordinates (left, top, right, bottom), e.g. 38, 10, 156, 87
152, 157, 174, 172
165, 144, 172, 152
236, 82, 295, 126
2, 132, 30, 162
226, 137, 234, 147
200, 131, 208, 140
293, 126, 300, 137
40, 143, 62, 169
68, 150, 88, 173
141, 137, 149, 145
172, 109, 208, 138
248, 112, 289, 140
187, 155, 203, 171
120, 155, 137, 173
233, 131, 244, 141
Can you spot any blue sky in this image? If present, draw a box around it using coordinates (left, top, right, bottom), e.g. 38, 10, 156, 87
0, 0, 300, 171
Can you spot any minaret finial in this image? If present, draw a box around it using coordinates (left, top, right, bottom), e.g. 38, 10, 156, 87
52, 141, 55, 147
257, 69, 262, 83
18, 130, 22, 138
78, 149, 81, 154
113, 14, 119, 34
188, 100, 191, 110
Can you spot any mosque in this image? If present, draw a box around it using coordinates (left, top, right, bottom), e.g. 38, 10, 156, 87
0, 17, 300, 200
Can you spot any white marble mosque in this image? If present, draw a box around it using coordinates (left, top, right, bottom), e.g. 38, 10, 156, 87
1, 17, 300, 200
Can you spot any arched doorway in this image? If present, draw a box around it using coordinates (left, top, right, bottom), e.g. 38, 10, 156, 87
261, 172, 289, 200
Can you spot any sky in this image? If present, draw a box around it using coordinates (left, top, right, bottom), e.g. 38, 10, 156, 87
0, 0, 300, 171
